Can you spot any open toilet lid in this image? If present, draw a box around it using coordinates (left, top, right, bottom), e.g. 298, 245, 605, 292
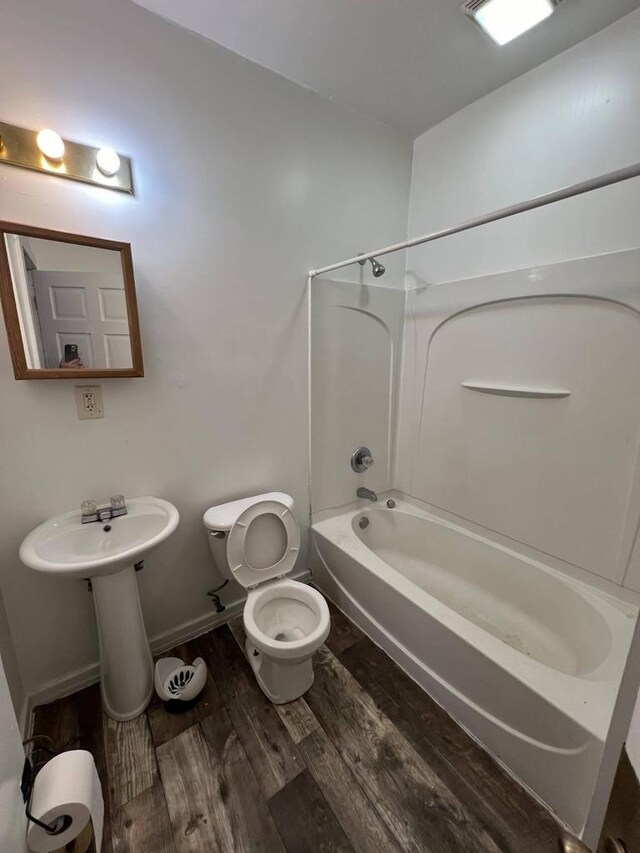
227, 499, 300, 588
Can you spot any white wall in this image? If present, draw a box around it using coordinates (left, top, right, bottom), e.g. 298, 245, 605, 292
0, 650, 27, 852
0, 594, 24, 730
0, 0, 411, 713
406, 8, 640, 287
404, 6, 640, 787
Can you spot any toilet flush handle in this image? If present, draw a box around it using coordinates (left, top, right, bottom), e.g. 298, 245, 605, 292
209, 530, 226, 539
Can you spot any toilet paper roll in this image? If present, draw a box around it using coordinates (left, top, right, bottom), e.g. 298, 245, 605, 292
26, 749, 104, 853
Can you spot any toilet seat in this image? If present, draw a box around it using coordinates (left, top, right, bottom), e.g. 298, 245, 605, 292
244, 579, 330, 660
227, 498, 300, 589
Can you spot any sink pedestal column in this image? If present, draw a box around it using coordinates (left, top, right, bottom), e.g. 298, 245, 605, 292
91, 566, 154, 721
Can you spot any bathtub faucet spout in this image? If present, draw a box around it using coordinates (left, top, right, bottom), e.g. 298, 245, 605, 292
357, 487, 378, 502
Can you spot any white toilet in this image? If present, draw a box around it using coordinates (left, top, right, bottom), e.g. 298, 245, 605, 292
203, 492, 330, 704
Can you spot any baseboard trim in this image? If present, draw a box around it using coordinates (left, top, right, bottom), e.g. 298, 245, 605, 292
24, 603, 243, 726
23, 569, 311, 735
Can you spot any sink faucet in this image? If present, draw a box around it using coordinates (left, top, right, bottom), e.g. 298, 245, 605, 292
81, 495, 128, 524
357, 487, 378, 502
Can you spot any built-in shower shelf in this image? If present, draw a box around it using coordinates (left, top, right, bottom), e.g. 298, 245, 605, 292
461, 382, 571, 399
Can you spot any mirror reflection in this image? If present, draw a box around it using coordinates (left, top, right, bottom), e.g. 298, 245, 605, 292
4, 234, 133, 370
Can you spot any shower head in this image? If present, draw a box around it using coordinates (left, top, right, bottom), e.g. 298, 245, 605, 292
371, 258, 385, 277
358, 254, 386, 278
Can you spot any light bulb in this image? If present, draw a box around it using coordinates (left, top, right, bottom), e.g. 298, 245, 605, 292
96, 147, 121, 177
36, 128, 65, 162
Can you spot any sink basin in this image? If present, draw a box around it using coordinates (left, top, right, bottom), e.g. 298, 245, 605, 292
20, 496, 179, 721
20, 496, 179, 578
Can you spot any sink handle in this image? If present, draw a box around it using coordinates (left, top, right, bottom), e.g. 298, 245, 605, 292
81, 500, 98, 519
108, 495, 128, 519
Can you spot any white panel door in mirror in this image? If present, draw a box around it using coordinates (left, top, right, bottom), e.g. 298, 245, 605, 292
415, 296, 640, 581
104, 334, 132, 368
99, 288, 127, 321
32, 271, 132, 370
50, 285, 88, 320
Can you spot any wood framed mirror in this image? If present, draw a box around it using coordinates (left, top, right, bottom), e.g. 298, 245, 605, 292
0, 221, 143, 379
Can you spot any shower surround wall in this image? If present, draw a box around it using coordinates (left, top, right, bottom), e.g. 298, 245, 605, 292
0, 0, 411, 722
395, 253, 640, 590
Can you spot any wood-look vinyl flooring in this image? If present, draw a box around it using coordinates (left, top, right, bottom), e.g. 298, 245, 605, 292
33, 601, 564, 852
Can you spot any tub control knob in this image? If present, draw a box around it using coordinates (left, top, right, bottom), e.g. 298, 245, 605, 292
351, 446, 374, 473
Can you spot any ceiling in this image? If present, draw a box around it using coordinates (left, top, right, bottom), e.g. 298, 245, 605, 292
131, 0, 640, 138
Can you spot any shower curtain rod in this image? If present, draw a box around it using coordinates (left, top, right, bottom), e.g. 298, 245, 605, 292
309, 161, 640, 278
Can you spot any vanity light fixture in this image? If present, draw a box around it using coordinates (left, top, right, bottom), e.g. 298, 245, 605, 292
36, 128, 65, 162
96, 147, 121, 177
462, 0, 557, 46
0, 121, 133, 194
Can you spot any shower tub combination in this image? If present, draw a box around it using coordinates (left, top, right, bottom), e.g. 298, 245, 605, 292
311, 494, 638, 834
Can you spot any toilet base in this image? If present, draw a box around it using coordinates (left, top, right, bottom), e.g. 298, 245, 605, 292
245, 639, 314, 704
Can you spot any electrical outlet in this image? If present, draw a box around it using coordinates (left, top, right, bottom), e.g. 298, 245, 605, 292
75, 385, 104, 420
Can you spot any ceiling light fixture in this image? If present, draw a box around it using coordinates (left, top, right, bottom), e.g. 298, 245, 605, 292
462, 0, 557, 46
96, 147, 121, 176
36, 128, 65, 162
0, 121, 133, 192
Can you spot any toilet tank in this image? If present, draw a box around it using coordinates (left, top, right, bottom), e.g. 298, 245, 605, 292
202, 492, 295, 579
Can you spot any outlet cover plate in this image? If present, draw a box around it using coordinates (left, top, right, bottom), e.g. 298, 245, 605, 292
75, 385, 104, 420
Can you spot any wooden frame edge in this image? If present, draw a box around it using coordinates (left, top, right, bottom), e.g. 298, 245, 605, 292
0, 220, 144, 380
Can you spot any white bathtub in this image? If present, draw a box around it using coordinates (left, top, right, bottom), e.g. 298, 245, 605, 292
311, 493, 638, 834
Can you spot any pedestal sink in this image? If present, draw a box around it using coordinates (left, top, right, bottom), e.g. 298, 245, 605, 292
20, 497, 179, 721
